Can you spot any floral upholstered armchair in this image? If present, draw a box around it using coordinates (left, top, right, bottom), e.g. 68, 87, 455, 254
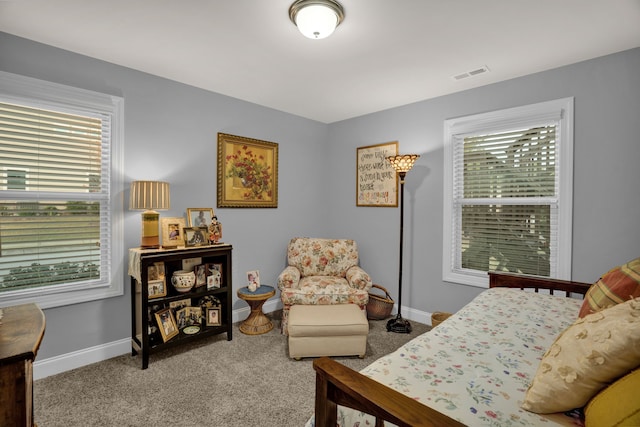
277, 237, 373, 334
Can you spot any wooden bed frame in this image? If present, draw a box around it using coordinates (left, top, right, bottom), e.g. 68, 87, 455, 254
312, 272, 592, 427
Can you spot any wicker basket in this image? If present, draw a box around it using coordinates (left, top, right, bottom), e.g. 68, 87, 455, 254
431, 311, 452, 328
366, 284, 394, 320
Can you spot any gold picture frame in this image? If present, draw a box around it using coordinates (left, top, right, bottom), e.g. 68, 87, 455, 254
356, 141, 399, 207
148, 278, 166, 299
183, 226, 208, 247
217, 133, 278, 208
206, 307, 221, 327
161, 217, 186, 248
155, 308, 179, 343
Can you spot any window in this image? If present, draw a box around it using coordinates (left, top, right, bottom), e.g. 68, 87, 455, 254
0, 71, 124, 308
443, 98, 573, 288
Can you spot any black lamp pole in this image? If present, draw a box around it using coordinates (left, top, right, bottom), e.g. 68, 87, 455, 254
387, 170, 412, 333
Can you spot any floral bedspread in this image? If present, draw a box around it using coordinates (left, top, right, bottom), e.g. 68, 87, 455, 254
306, 288, 585, 427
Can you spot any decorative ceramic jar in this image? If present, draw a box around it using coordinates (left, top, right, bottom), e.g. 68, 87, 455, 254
171, 270, 195, 293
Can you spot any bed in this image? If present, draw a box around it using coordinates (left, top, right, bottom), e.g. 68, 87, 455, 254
307, 272, 597, 427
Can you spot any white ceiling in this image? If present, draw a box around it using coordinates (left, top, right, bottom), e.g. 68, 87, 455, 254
1, 0, 639, 123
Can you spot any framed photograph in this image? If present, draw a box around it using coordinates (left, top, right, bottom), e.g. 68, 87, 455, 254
184, 227, 208, 247
153, 262, 165, 278
207, 270, 221, 290
194, 264, 207, 287
155, 308, 179, 342
356, 141, 399, 207
182, 257, 202, 271
161, 217, 186, 248
169, 299, 191, 311
148, 278, 166, 299
217, 132, 278, 208
175, 307, 202, 329
147, 263, 164, 281
187, 208, 214, 227
206, 307, 221, 327
207, 263, 223, 279
247, 270, 260, 287
185, 307, 202, 325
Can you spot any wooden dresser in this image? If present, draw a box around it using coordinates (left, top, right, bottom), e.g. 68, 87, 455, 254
0, 303, 46, 427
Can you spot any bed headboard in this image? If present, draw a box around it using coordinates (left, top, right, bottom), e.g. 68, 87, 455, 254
488, 271, 591, 297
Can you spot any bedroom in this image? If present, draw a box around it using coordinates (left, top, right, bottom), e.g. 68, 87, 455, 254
0, 1, 639, 422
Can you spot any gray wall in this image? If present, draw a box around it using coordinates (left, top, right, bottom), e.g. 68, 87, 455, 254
1, 32, 639, 361
0, 32, 330, 359
327, 47, 640, 315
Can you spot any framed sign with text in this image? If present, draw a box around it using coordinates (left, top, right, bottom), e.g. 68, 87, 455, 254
356, 141, 398, 207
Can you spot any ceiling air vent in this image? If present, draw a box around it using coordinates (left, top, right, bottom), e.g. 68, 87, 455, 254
453, 65, 490, 81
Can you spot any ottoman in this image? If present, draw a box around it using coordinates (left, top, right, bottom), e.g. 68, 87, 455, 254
288, 304, 369, 360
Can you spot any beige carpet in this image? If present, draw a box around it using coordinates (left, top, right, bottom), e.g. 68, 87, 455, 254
34, 312, 430, 427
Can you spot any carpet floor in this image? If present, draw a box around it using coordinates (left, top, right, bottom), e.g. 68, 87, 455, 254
34, 312, 430, 427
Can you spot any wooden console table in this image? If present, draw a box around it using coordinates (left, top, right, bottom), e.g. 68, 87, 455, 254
0, 303, 46, 427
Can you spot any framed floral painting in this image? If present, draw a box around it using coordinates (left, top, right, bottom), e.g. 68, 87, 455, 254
217, 133, 278, 208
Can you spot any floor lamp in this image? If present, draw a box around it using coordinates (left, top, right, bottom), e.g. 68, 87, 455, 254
386, 154, 420, 333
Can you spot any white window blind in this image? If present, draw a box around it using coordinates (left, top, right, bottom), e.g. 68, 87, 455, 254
443, 98, 573, 288
0, 101, 109, 291
456, 125, 556, 276
0, 71, 123, 308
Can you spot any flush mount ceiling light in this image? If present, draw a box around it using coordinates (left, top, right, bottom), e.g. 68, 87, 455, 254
289, 0, 345, 40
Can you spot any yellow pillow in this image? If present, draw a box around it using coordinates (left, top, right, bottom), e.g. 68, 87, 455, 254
585, 369, 640, 427
521, 297, 640, 414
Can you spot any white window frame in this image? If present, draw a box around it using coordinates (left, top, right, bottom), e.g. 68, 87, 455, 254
0, 71, 124, 308
443, 98, 573, 288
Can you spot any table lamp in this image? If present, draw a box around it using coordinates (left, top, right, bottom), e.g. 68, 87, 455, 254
130, 180, 170, 248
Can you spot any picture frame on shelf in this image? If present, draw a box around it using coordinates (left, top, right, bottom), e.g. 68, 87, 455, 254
206, 307, 221, 327
161, 217, 186, 248
148, 263, 164, 281
155, 308, 179, 343
148, 278, 166, 299
207, 263, 223, 277
183, 227, 208, 247
186, 208, 214, 228
207, 263, 223, 288
217, 132, 278, 208
207, 270, 221, 290
356, 141, 399, 207
154, 262, 165, 278
194, 264, 207, 287
175, 307, 202, 329
169, 299, 191, 311
181, 257, 202, 271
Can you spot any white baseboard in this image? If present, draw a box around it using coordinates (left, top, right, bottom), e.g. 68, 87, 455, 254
232, 298, 282, 324
396, 304, 432, 325
34, 299, 284, 380
34, 338, 131, 380
34, 300, 429, 380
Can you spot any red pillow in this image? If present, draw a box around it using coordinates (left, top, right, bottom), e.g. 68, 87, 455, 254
579, 257, 640, 317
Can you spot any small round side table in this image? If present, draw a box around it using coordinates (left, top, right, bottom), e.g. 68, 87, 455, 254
237, 285, 276, 335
